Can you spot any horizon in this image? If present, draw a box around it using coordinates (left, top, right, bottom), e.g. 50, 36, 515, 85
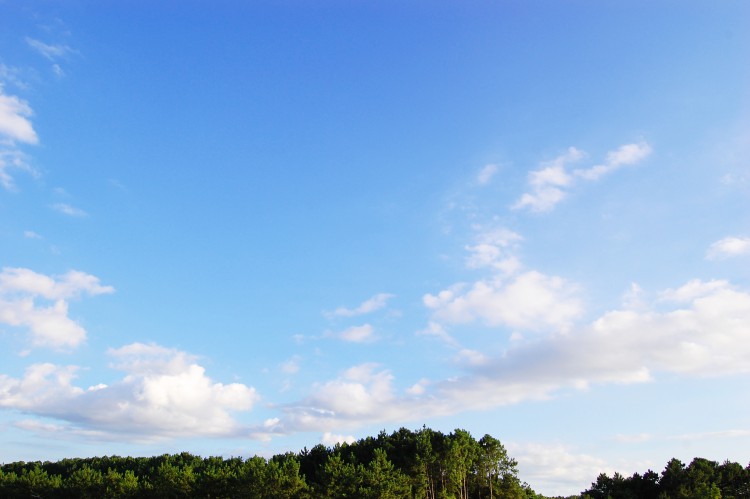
1, 2, 748, 496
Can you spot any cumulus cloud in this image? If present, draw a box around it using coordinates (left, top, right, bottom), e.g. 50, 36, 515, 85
510, 443, 615, 497
0, 267, 114, 349
0, 342, 258, 439
272, 279, 750, 435
424, 271, 582, 332
465, 228, 523, 275
322, 431, 356, 446
277, 364, 404, 431
514, 143, 651, 212
0, 90, 38, 145
706, 236, 750, 260
324, 293, 394, 319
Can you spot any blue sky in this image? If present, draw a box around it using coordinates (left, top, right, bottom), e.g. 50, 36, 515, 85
1, 1, 749, 495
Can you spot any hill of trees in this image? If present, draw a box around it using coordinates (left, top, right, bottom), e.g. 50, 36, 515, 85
0, 426, 747, 498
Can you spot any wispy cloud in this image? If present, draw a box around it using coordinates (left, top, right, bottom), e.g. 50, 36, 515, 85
706, 236, 750, 260
25, 37, 74, 61
25, 37, 77, 79
514, 142, 651, 213
0, 70, 40, 190
337, 324, 376, 343
324, 293, 394, 319
513, 147, 582, 212
614, 429, 750, 444
477, 164, 498, 185
0, 149, 37, 190
23, 230, 43, 239
280, 355, 301, 375
573, 142, 652, 181
52, 203, 88, 217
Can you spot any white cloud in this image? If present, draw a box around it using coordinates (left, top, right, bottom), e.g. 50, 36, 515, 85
0, 90, 38, 145
273, 279, 750, 436
52, 203, 88, 217
277, 364, 404, 431
1, 343, 258, 439
464, 227, 523, 275
23, 230, 43, 239
280, 356, 301, 375
405, 378, 430, 395
0, 267, 113, 349
321, 431, 356, 446
416, 321, 458, 346
659, 279, 729, 303
424, 271, 582, 331
513, 147, 582, 212
455, 348, 488, 367
337, 324, 376, 343
615, 429, 750, 444
0, 64, 28, 90
0, 267, 114, 300
574, 142, 652, 180
514, 143, 651, 213
706, 236, 750, 260
324, 293, 394, 319
0, 87, 39, 190
510, 442, 614, 496
477, 164, 498, 185
0, 298, 87, 349
25, 38, 74, 61
0, 149, 36, 190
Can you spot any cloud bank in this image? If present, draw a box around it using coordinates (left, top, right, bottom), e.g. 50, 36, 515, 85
0, 342, 258, 439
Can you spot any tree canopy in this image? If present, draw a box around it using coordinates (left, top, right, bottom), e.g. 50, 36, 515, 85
0, 427, 747, 498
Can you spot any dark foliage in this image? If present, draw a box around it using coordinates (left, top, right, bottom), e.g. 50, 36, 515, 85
1, 428, 746, 499
581, 457, 750, 499
0, 427, 527, 498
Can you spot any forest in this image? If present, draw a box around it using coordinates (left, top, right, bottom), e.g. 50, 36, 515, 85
0, 427, 747, 498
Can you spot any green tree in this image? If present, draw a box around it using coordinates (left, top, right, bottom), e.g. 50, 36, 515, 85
360, 448, 411, 499
151, 460, 196, 498
477, 434, 519, 499
445, 429, 477, 499
264, 453, 307, 499
66, 464, 105, 498
323, 454, 360, 498
104, 468, 140, 498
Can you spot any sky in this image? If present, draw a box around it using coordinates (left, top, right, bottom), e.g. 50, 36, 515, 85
0, 1, 749, 495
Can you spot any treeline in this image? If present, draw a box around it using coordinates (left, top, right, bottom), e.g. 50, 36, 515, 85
581, 457, 750, 499
0, 427, 537, 498
1, 426, 747, 498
